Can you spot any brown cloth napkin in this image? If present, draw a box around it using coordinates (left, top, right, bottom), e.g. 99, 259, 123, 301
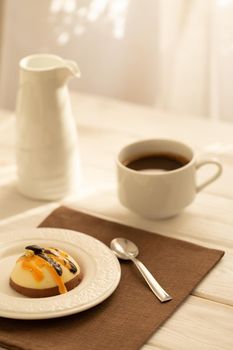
0, 206, 224, 350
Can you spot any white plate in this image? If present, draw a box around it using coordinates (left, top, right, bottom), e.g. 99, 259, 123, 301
0, 228, 121, 319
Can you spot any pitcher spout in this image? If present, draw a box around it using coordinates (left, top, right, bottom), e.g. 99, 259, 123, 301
57, 59, 81, 85
64, 60, 81, 77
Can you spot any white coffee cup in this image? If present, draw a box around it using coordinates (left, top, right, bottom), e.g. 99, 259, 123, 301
117, 139, 222, 219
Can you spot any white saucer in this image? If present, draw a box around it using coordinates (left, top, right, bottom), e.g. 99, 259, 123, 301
0, 228, 121, 319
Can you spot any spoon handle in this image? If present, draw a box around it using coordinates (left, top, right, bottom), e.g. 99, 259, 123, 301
131, 257, 172, 302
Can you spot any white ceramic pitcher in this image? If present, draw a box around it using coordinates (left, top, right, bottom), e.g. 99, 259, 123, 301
16, 54, 81, 200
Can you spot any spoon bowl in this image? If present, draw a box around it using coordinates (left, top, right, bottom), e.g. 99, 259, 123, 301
110, 238, 139, 260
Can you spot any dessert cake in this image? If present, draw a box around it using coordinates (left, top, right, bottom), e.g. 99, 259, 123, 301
10, 245, 82, 297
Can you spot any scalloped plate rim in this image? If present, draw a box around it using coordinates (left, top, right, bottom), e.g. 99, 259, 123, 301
0, 228, 121, 319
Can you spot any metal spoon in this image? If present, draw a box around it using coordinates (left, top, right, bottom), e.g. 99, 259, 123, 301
110, 237, 172, 302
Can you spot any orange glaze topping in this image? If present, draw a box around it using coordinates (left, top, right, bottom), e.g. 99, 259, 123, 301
21, 259, 44, 282
20, 245, 78, 294
19, 252, 68, 294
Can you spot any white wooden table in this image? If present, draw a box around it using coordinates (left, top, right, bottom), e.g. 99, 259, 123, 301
0, 92, 233, 349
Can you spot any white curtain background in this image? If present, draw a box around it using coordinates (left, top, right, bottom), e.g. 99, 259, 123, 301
156, 0, 233, 122
0, 0, 233, 121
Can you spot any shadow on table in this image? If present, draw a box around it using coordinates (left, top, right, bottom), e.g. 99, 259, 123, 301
0, 180, 49, 220
66, 185, 193, 241
66, 187, 221, 257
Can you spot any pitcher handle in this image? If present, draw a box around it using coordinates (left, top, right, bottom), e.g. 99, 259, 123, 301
196, 158, 222, 192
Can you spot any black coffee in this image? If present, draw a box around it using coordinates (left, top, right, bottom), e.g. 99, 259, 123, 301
124, 153, 189, 172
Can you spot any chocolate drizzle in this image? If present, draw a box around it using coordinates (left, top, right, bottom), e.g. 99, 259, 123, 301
26, 245, 43, 255
38, 254, 62, 276
25, 245, 77, 275
67, 261, 78, 274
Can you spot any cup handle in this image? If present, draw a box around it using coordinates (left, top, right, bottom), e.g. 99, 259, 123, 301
196, 158, 222, 193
